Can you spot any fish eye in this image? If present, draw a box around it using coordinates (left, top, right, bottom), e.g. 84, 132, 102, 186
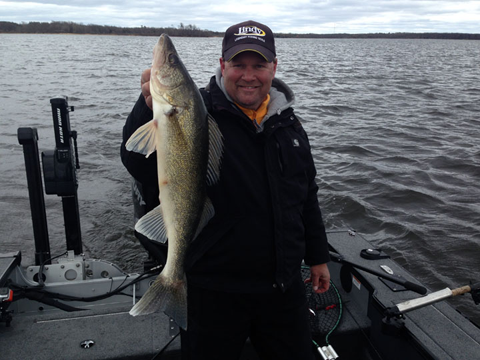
168, 53, 178, 65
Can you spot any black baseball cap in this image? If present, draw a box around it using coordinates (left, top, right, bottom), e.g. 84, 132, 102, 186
222, 20, 276, 62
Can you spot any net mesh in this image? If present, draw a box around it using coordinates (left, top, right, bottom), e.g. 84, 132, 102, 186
301, 266, 342, 336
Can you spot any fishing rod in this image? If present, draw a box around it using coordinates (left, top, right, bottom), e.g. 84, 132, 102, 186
385, 281, 480, 319
381, 281, 480, 336
328, 251, 428, 295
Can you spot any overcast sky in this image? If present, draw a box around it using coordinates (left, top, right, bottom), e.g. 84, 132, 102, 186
1, 0, 479, 34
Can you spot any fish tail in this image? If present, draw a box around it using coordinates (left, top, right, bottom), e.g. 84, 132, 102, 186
129, 274, 188, 330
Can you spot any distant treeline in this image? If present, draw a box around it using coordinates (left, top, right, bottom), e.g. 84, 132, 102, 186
1, 21, 479, 40
0, 21, 218, 37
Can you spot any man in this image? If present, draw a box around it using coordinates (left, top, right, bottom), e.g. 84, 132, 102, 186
121, 20, 330, 359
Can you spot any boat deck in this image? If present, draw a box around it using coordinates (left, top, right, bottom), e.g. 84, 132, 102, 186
1, 230, 479, 359
326, 230, 480, 360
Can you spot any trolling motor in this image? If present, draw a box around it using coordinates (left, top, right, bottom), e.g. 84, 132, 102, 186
17, 96, 82, 266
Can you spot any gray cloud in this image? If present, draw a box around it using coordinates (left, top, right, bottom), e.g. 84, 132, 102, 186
2, 0, 479, 33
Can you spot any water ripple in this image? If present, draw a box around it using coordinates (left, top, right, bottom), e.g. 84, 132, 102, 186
1, 34, 479, 324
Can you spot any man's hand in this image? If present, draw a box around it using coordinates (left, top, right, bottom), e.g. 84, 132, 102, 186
141, 68, 152, 110
305, 263, 330, 293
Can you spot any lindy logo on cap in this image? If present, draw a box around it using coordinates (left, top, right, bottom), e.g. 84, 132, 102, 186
235, 26, 266, 36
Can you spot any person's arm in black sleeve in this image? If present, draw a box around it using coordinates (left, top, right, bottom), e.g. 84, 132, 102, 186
120, 93, 158, 186
302, 131, 331, 293
303, 168, 330, 266
295, 124, 330, 266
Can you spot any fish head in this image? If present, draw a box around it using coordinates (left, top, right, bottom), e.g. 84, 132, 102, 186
150, 34, 194, 109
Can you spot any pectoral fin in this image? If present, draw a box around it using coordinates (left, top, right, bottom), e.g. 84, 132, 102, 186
125, 119, 158, 158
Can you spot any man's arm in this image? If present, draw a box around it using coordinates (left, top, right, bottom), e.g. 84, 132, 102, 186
120, 68, 157, 186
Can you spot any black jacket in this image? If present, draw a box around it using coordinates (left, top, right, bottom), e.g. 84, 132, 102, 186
121, 73, 330, 293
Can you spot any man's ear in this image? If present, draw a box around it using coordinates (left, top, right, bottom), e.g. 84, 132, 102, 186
219, 57, 226, 76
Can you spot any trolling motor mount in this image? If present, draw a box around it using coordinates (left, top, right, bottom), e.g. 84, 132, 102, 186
42, 97, 82, 256
18, 96, 83, 265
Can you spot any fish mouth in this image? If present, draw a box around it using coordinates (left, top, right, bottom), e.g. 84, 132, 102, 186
158, 33, 172, 50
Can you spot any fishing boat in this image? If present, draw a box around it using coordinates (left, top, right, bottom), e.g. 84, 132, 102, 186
1, 97, 479, 360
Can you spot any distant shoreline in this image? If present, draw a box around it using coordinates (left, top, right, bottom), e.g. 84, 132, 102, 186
1, 21, 479, 40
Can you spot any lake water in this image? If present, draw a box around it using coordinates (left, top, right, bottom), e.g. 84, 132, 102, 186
0, 34, 479, 325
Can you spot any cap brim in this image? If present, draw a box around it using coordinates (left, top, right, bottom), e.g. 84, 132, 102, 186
224, 44, 275, 62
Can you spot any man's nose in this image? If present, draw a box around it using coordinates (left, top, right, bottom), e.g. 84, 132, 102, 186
241, 66, 256, 81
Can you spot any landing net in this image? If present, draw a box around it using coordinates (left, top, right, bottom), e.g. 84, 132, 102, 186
301, 266, 343, 343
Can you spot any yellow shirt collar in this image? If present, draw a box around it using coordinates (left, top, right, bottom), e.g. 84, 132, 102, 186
235, 94, 270, 125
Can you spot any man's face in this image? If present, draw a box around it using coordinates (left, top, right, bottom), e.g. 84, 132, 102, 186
220, 51, 277, 111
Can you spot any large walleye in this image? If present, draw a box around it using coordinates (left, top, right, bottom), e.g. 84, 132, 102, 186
126, 34, 223, 330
